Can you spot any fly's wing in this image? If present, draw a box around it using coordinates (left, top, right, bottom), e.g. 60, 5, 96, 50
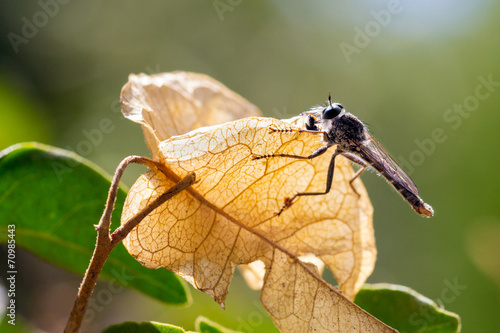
357, 134, 419, 196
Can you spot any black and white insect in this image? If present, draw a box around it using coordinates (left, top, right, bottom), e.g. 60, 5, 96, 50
253, 95, 434, 217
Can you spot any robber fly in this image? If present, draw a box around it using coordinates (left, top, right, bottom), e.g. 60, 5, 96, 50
253, 95, 434, 217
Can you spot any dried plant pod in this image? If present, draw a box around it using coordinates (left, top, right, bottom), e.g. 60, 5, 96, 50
121, 72, 391, 332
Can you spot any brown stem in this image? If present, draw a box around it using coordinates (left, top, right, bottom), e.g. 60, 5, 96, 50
64, 156, 195, 333
96, 156, 164, 236
110, 172, 195, 246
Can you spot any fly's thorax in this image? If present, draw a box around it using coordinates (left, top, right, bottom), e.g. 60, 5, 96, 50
320, 117, 335, 132
322, 113, 367, 149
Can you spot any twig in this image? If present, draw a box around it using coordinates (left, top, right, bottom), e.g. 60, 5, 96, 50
64, 156, 196, 333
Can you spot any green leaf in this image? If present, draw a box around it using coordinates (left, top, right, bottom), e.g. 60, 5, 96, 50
195, 316, 241, 333
0, 142, 189, 306
355, 284, 461, 333
102, 318, 239, 333
102, 321, 190, 333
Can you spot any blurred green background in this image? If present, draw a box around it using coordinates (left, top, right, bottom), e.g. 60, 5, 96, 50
1, 1, 499, 332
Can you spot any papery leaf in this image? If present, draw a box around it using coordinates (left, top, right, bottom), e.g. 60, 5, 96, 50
122, 116, 375, 301
120, 72, 388, 332
0, 142, 189, 306
239, 254, 325, 291
120, 71, 261, 159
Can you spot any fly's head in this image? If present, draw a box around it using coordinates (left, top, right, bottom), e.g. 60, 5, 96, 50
320, 96, 367, 147
300, 96, 366, 146
320, 99, 345, 127
299, 95, 344, 132
319, 95, 346, 138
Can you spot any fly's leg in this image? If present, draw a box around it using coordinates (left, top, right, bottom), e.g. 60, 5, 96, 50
273, 149, 341, 215
251, 126, 334, 215
252, 144, 329, 161
266, 125, 325, 136
253, 145, 332, 215
341, 153, 367, 197
251, 127, 327, 161
305, 115, 319, 131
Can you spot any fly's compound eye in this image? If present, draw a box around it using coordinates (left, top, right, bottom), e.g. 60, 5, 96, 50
322, 103, 343, 119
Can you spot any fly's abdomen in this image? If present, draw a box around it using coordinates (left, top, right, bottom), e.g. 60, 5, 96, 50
367, 158, 434, 217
